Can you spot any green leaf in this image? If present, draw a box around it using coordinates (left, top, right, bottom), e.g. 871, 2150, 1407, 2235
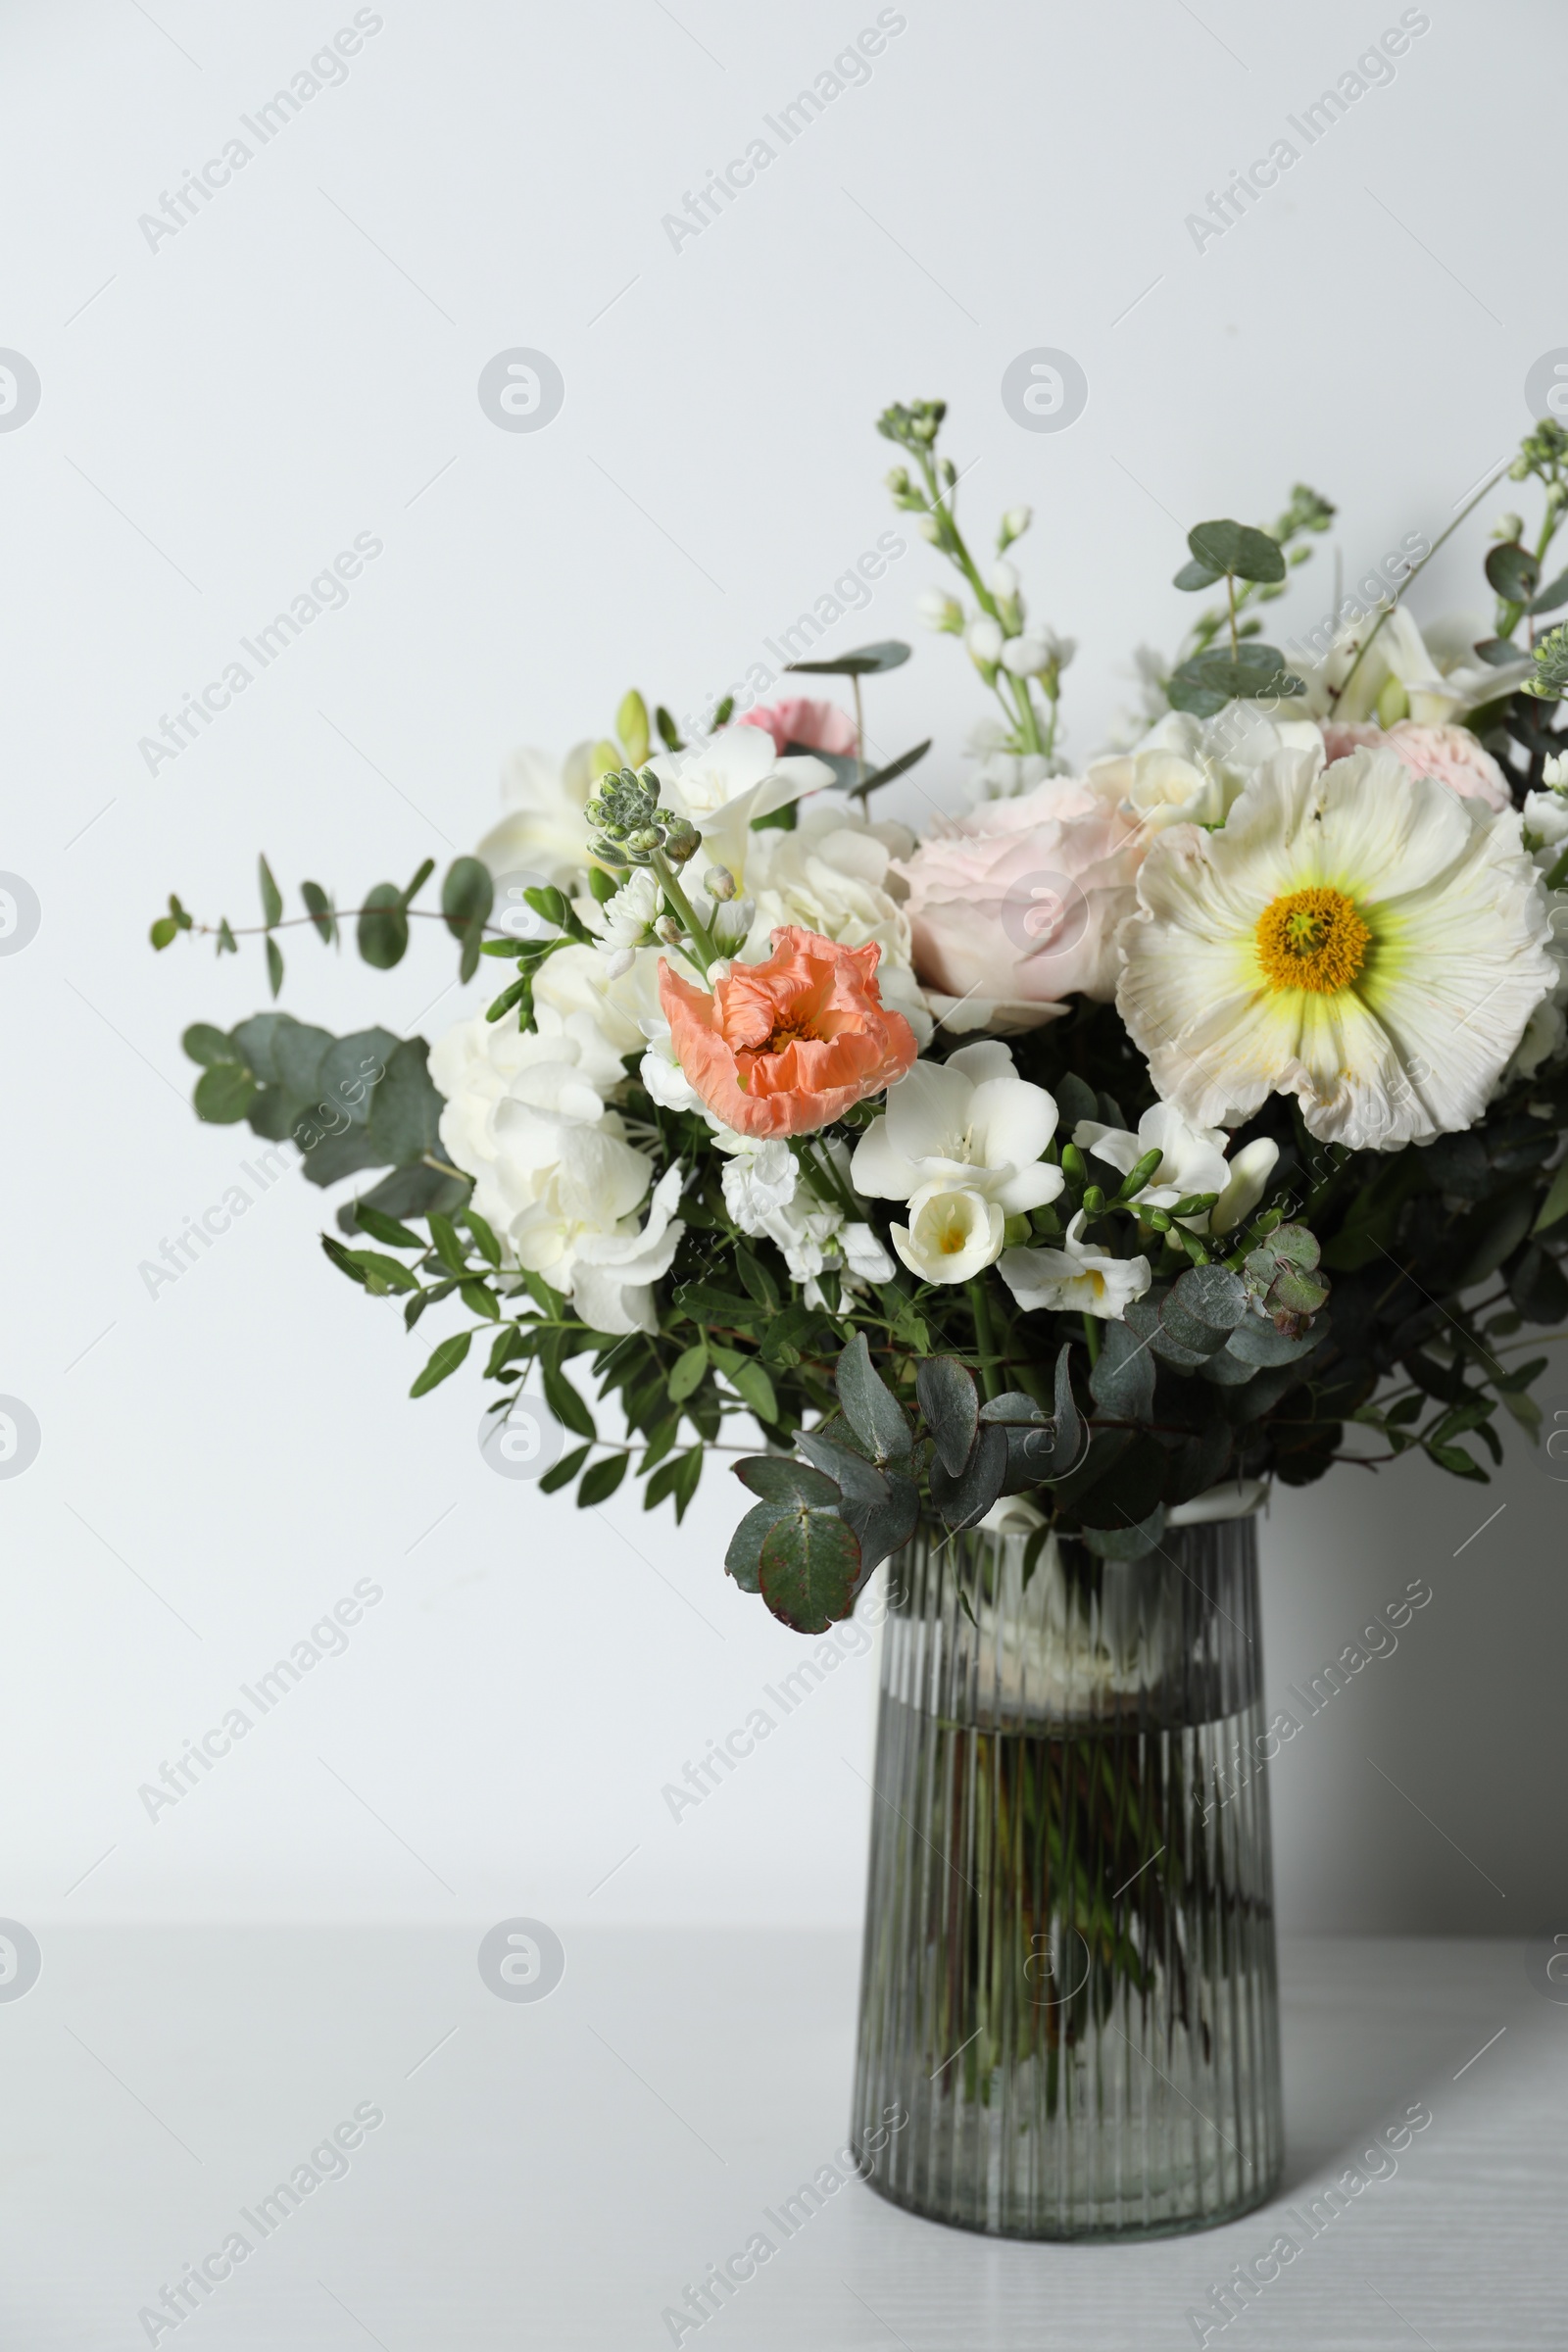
192, 1063, 260, 1123
353, 1203, 423, 1250
183, 1022, 242, 1067
459, 1278, 500, 1322
265, 934, 284, 999
1529, 567, 1568, 618
1187, 519, 1286, 583
838, 740, 932, 797
442, 856, 495, 983
400, 858, 436, 908
1088, 1321, 1156, 1422
410, 1328, 472, 1396
725, 1356, 777, 1425
365, 1037, 444, 1166
353, 1250, 419, 1296
1243, 1223, 1329, 1319
542, 1362, 596, 1442
149, 914, 179, 949
301, 880, 335, 943
339, 1164, 468, 1237
724, 1499, 791, 1592
783, 639, 910, 676
358, 883, 410, 969
1485, 541, 1540, 606
736, 1250, 780, 1309
1533, 1158, 1568, 1236
320, 1234, 368, 1286
1080, 1507, 1166, 1560
836, 1331, 912, 1464
258, 854, 283, 928
672, 1445, 704, 1522
655, 704, 682, 754
616, 687, 650, 766
465, 1209, 502, 1268
1167, 644, 1303, 715
578, 1452, 628, 1506
217, 917, 238, 956
1172, 558, 1221, 591
758, 1509, 860, 1633
1426, 1439, 1489, 1482
668, 1342, 710, 1403
428, 1212, 469, 1274
915, 1356, 979, 1477
734, 1456, 841, 1508
538, 1443, 591, 1495
929, 1421, 1008, 1532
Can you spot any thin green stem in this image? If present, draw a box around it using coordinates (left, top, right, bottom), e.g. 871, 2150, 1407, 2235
650, 852, 720, 972
1331, 462, 1513, 711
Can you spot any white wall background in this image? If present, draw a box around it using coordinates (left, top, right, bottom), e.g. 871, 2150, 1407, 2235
3, 0, 1563, 1938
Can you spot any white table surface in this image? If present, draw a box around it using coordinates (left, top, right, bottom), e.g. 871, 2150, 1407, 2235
2, 1929, 1561, 2350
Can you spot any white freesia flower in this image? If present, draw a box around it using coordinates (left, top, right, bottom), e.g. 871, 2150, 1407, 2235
476, 742, 598, 891
1117, 745, 1558, 1149
1300, 610, 1533, 726
648, 724, 831, 884
892, 1183, 1004, 1284
566, 1163, 686, 1337
1524, 788, 1568, 853
1074, 1104, 1280, 1235
1000, 1211, 1151, 1321
851, 1042, 1065, 1234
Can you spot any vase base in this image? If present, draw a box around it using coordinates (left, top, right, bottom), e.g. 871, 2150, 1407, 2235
859, 2159, 1285, 2243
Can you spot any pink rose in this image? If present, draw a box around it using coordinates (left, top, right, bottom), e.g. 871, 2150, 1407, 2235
737, 697, 859, 759
894, 778, 1143, 1008
1320, 718, 1510, 812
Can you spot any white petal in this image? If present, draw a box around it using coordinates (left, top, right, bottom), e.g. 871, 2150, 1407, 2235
964, 1074, 1059, 1171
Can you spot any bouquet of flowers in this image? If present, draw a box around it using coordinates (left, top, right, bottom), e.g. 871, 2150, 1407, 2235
155, 401, 1568, 1637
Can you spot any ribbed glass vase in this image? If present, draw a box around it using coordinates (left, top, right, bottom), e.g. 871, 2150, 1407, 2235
852, 1512, 1283, 2239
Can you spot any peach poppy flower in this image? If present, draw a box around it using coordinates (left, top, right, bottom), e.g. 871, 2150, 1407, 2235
659, 925, 918, 1138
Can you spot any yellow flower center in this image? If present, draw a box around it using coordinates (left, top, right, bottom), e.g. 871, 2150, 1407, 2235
1254, 886, 1371, 996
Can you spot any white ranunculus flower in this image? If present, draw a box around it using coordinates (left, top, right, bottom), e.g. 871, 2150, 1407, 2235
530, 941, 656, 1059
648, 725, 831, 885
476, 742, 599, 892
851, 1040, 1064, 1218
1117, 745, 1558, 1150
1000, 1210, 1152, 1321
892, 1183, 1004, 1284
1089, 709, 1320, 841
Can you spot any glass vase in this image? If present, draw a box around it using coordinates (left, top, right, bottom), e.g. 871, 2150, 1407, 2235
851, 1511, 1283, 2239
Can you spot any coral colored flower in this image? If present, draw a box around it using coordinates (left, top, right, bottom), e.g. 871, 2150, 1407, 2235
658, 925, 917, 1139
736, 697, 859, 758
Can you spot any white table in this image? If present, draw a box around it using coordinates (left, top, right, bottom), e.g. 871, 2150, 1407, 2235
2, 1930, 1561, 2348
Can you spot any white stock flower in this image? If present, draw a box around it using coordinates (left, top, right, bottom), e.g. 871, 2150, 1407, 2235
851, 1041, 1064, 1272
1117, 745, 1558, 1150
476, 742, 598, 891
987, 560, 1021, 601
1000, 1211, 1151, 1321
590, 866, 661, 963
721, 1136, 893, 1301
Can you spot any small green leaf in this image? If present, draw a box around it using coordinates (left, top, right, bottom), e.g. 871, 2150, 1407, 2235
578, 1452, 628, 1506
1187, 519, 1286, 583
725, 1500, 789, 1592
1485, 541, 1540, 606
358, 883, 410, 969
1533, 1158, 1568, 1236
836, 1331, 912, 1464
353, 1250, 419, 1295
265, 935, 284, 999
400, 858, 436, 908
410, 1328, 472, 1396
539, 1443, 591, 1495
150, 915, 178, 950
838, 739, 932, 797
668, 1342, 709, 1403
351, 1204, 423, 1250
302, 880, 336, 943
726, 1357, 777, 1424
459, 1278, 500, 1322
442, 856, 495, 984
542, 1363, 596, 1442
428, 1212, 469, 1275
217, 918, 238, 956
915, 1356, 979, 1477
734, 1456, 840, 1507
1172, 558, 1221, 591
192, 1063, 259, 1123
783, 639, 910, 677
465, 1209, 502, 1268
258, 854, 283, 928
183, 1022, 241, 1066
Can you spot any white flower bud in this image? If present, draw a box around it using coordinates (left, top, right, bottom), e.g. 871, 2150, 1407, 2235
703, 864, 737, 902
966, 615, 1004, 667
1001, 634, 1051, 677
601, 947, 636, 979
916, 587, 963, 633
988, 559, 1020, 601
705, 957, 733, 987
1003, 505, 1032, 542
1492, 511, 1525, 543
1542, 751, 1568, 794
918, 514, 944, 544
